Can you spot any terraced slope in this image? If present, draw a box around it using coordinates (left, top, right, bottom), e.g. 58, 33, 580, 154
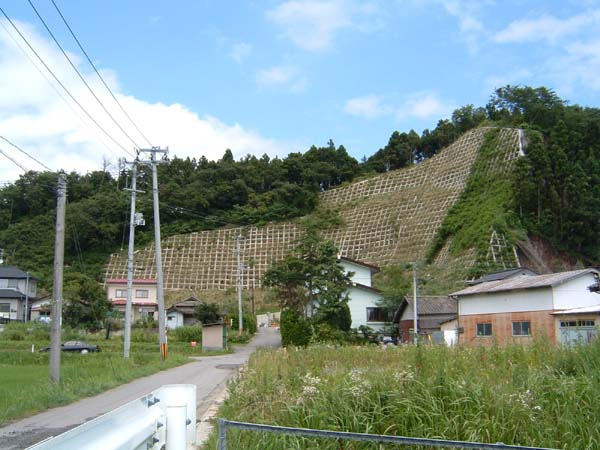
104, 127, 522, 291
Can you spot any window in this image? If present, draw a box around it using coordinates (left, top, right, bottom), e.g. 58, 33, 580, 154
366, 307, 387, 322
560, 320, 596, 328
7, 279, 18, 288
136, 289, 149, 298
512, 321, 531, 336
476, 323, 492, 337
115, 289, 126, 298
0, 303, 9, 313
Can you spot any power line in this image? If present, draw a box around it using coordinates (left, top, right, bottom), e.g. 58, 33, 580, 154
0, 6, 134, 157
26, 0, 141, 151
0, 18, 119, 159
0, 146, 29, 172
49, 0, 153, 148
0, 135, 52, 171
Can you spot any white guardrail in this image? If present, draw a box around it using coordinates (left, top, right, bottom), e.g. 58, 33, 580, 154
27, 384, 197, 450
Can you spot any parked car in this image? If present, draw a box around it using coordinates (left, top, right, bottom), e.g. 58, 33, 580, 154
40, 341, 100, 354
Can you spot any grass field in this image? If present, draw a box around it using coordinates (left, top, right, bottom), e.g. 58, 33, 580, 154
209, 339, 600, 449
0, 323, 232, 426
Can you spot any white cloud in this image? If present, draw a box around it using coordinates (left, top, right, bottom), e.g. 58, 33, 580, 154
230, 42, 252, 63
266, 0, 378, 51
437, 0, 487, 53
256, 65, 307, 92
494, 10, 600, 44
343, 92, 454, 121
343, 95, 388, 118
397, 92, 455, 120
484, 68, 532, 92
0, 20, 290, 182
550, 38, 600, 91
493, 10, 600, 92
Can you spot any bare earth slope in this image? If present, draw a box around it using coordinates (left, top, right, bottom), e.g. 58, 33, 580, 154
104, 127, 521, 291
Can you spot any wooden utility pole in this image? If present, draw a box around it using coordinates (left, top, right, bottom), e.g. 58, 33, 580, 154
140, 147, 168, 359
50, 173, 66, 383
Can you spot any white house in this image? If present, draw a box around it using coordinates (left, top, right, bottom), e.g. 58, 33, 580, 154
339, 257, 386, 332
0, 266, 38, 321
451, 268, 600, 345
105, 278, 158, 322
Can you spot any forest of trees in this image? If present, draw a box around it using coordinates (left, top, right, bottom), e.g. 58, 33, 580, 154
1, 86, 599, 294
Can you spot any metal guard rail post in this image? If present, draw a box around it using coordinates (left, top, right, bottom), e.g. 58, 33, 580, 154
217, 419, 560, 450
26, 384, 196, 450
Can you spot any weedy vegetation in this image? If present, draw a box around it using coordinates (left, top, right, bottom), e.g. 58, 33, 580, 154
0, 322, 229, 425
209, 339, 600, 449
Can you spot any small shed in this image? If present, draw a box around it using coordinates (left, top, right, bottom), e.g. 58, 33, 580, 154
166, 296, 203, 330
393, 295, 458, 343
202, 322, 227, 351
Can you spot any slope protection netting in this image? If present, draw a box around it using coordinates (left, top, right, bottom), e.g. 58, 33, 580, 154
104, 128, 521, 290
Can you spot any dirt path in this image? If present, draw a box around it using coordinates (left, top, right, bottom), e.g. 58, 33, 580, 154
0, 327, 280, 450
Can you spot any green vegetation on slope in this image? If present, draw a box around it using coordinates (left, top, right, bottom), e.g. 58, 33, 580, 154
426, 128, 526, 274
209, 341, 600, 449
2, 86, 599, 298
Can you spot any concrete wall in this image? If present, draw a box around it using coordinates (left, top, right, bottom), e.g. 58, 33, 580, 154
459, 310, 555, 345
202, 325, 224, 351
459, 288, 552, 316
341, 260, 373, 287
347, 286, 384, 331
552, 274, 600, 310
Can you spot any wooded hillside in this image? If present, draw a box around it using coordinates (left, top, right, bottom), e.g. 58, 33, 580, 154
1, 86, 599, 294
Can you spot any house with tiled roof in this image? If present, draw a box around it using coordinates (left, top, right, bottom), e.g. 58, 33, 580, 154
0, 266, 38, 322
451, 269, 600, 346
105, 278, 158, 322
393, 295, 457, 344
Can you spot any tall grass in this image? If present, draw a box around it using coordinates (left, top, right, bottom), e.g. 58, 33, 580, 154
0, 326, 229, 425
210, 338, 600, 449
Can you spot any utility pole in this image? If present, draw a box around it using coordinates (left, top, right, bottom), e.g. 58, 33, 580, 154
412, 263, 418, 345
140, 147, 168, 359
50, 173, 66, 383
123, 159, 144, 358
235, 235, 243, 334
24, 272, 29, 322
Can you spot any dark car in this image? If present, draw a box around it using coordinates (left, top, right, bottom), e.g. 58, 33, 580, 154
40, 341, 100, 353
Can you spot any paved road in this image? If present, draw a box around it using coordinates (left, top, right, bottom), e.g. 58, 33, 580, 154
0, 327, 280, 450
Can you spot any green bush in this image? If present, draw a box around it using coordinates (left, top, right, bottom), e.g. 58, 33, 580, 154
312, 322, 349, 343
170, 325, 202, 343
130, 329, 157, 343
0, 322, 51, 341
133, 317, 157, 329
231, 314, 257, 335
317, 303, 352, 332
280, 310, 312, 347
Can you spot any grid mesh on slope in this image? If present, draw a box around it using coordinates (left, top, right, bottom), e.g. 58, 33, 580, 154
104, 128, 521, 290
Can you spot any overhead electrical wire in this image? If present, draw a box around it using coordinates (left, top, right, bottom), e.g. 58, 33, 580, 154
0, 19, 120, 159
26, 0, 141, 152
49, 0, 153, 148
0, 6, 135, 157
0, 146, 29, 172
0, 135, 53, 171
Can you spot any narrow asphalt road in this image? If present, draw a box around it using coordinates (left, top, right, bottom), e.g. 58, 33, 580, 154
0, 327, 280, 450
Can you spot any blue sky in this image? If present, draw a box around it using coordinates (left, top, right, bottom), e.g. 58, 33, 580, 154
0, 0, 599, 180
